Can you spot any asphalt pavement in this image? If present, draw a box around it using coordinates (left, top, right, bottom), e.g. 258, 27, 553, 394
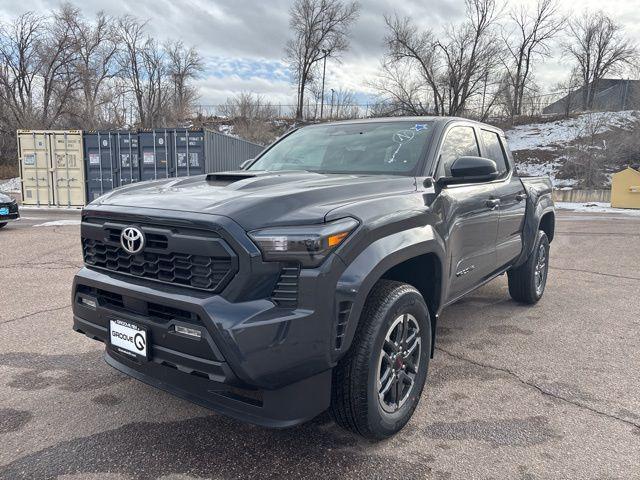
0, 208, 638, 479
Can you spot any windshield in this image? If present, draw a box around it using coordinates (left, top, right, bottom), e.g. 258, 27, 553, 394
249, 121, 433, 175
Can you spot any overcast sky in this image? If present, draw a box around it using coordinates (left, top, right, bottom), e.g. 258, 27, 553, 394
1, 0, 639, 106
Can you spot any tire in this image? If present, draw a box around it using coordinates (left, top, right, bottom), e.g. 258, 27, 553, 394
330, 280, 432, 440
0, 222, 7, 229
508, 230, 550, 304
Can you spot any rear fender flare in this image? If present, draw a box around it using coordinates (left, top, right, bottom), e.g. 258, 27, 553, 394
514, 196, 554, 267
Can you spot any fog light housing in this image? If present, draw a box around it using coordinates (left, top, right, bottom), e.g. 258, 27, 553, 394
79, 297, 97, 309
175, 325, 202, 339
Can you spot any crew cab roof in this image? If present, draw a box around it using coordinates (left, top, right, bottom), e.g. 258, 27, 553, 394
312, 116, 505, 136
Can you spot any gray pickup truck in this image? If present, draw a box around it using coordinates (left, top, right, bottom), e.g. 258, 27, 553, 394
73, 117, 554, 439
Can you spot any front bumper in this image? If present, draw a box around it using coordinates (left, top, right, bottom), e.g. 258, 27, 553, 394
72, 260, 340, 427
103, 348, 331, 428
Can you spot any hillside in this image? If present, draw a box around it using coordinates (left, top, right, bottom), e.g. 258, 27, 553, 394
505, 111, 640, 188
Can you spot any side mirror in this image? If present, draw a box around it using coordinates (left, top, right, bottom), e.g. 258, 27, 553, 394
239, 158, 254, 170
439, 156, 499, 186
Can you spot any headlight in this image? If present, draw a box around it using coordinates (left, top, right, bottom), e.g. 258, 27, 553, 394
248, 217, 358, 267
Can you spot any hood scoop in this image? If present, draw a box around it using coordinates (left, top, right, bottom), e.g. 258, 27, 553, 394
205, 172, 258, 186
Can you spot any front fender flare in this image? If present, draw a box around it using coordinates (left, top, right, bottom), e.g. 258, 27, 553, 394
332, 225, 446, 361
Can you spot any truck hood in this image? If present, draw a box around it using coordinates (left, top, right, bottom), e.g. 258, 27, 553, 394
89, 171, 417, 230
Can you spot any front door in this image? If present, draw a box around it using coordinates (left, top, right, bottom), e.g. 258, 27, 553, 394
433, 124, 500, 302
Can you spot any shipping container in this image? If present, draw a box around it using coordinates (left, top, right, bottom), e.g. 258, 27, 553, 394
18, 127, 263, 207
18, 130, 85, 207
139, 128, 262, 179
174, 129, 205, 177
203, 129, 264, 172
139, 129, 173, 181
83, 131, 141, 203
83, 131, 118, 202
115, 131, 141, 186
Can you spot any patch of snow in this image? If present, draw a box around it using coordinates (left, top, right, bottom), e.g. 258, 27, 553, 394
556, 202, 640, 216
0, 177, 20, 193
506, 110, 639, 152
516, 159, 577, 188
33, 219, 81, 227
217, 124, 239, 138
19, 205, 82, 210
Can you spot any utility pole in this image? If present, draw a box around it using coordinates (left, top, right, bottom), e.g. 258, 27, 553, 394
329, 88, 335, 119
320, 49, 330, 120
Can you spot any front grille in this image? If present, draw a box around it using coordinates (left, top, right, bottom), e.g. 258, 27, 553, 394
82, 238, 234, 292
271, 264, 300, 307
106, 228, 168, 249
148, 302, 200, 324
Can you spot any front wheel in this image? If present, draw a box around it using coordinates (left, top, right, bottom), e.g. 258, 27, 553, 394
330, 280, 431, 440
508, 230, 550, 304
0, 222, 7, 229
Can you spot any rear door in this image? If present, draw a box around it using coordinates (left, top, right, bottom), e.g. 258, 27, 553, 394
433, 124, 500, 302
479, 129, 527, 268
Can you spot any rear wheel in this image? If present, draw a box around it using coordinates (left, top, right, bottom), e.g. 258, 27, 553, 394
508, 230, 549, 304
331, 280, 431, 440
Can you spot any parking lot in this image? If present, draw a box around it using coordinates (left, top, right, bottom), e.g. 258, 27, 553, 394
0, 209, 639, 479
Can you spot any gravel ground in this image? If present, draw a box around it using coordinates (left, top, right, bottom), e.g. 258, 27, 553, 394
0, 209, 638, 479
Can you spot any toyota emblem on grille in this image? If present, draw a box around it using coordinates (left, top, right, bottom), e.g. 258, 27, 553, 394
121, 227, 145, 254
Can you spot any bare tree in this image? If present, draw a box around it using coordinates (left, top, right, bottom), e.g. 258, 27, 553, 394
116, 15, 150, 126
502, 0, 563, 117
218, 92, 277, 120
64, 5, 120, 128
38, 5, 80, 126
379, 0, 502, 117
368, 59, 432, 116
217, 92, 279, 145
565, 11, 637, 110
328, 88, 358, 119
0, 7, 80, 129
166, 40, 203, 122
142, 38, 171, 127
382, 14, 443, 114
553, 68, 581, 116
0, 12, 44, 128
285, 0, 360, 120
561, 112, 612, 187
439, 0, 502, 115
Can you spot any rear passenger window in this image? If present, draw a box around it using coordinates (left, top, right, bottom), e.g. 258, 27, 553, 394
437, 126, 480, 177
481, 130, 508, 177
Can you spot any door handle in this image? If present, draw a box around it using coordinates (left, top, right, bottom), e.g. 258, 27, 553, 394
486, 198, 500, 209
515, 193, 527, 202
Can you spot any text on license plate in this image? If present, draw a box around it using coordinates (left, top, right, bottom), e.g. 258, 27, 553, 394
0, 208, 8, 215
110, 319, 147, 358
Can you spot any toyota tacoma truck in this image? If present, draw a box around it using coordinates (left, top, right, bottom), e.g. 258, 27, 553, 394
72, 117, 554, 439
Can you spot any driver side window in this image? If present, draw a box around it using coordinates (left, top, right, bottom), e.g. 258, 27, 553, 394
437, 126, 480, 178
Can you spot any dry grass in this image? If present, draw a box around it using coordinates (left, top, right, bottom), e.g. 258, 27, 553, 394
0, 163, 18, 180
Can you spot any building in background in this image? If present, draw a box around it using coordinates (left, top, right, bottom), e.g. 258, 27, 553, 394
543, 79, 640, 115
